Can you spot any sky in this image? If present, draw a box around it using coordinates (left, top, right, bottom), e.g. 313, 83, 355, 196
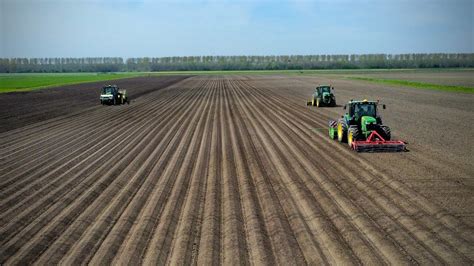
0, 0, 473, 58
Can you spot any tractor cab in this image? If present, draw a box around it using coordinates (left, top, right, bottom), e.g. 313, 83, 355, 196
307, 85, 336, 107
344, 100, 378, 122
102, 85, 118, 95
316, 86, 331, 94
345, 100, 383, 124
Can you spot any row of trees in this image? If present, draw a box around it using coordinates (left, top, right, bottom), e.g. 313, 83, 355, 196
0, 57, 124, 73
1, 53, 473, 73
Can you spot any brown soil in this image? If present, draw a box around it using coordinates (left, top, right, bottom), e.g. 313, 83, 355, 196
0, 75, 191, 133
0, 75, 472, 264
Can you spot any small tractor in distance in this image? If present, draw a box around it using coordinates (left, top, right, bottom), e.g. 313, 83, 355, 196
328, 99, 406, 152
307, 85, 336, 107
100, 85, 129, 105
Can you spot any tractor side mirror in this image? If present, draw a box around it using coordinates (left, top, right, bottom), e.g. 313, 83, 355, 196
383, 104, 386, 109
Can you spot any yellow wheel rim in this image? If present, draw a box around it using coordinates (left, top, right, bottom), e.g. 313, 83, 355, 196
316, 99, 319, 107
338, 123, 342, 140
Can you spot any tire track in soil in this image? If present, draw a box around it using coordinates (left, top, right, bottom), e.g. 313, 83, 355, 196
0, 75, 472, 265
0, 79, 200, 246
93, 79, 214, 265
251, 78, 474, 245
234, 78, 473, 263
1, 78, 203, 264
57, 80, 214, 265
234, 79, 427, 263
0, 82, 194, 216
0, 88, 188, 208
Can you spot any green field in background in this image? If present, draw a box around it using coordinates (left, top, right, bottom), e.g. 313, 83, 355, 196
1, 68, 473, 93
346, 76, 474, 93
0, 73, 142, 93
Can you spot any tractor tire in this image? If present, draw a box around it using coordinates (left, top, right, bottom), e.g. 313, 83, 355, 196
316, 98, 320, 107
337, 119, 347, 143
312, 98, 316, 106
330, 100, 336, 107
329, 126, 337, 140
113, 98, 116, 105
347, 126, 360, 147
380, 125, 391, 140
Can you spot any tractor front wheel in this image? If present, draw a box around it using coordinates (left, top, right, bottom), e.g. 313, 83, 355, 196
348, 126, 360, 147
337, 119, 347, 143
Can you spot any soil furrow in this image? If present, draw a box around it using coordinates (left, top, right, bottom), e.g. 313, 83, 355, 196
1, 75, 472, 264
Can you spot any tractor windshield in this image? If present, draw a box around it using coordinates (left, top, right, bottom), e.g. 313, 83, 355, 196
102, 87, 114, 94
353, 103, 376, 118
320, 86, 330, 93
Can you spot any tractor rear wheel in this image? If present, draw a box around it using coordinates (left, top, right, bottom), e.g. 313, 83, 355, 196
348, 126, 360, 147
380, 125, 391, 140
337, 119, 347, 143
316, 98, 320, 107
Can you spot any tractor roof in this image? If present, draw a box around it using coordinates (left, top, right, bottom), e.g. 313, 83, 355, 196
348, 99, 378, 104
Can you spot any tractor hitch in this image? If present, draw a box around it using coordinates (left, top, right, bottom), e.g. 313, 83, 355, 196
351, 130, 407, 152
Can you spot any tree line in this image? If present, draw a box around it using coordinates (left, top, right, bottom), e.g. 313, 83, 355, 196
1, 53, 473, 73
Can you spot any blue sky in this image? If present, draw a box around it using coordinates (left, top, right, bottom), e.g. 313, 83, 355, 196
1, 0, 472, 57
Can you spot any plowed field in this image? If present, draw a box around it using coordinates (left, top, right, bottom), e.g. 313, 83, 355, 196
1, 75, 473, 265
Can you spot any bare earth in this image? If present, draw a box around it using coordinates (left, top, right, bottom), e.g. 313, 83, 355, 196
0, 75, 473, 264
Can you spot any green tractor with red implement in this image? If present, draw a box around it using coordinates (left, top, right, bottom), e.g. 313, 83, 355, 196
328, 99, 406, 152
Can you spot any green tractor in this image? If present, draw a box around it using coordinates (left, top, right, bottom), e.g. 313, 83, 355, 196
307, 85, 336, 107
328, 99, 406, 152
100, 85, 129, 105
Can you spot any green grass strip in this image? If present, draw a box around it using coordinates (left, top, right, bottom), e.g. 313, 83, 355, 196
347, 76, 474, 93
0, 73, 143, 93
